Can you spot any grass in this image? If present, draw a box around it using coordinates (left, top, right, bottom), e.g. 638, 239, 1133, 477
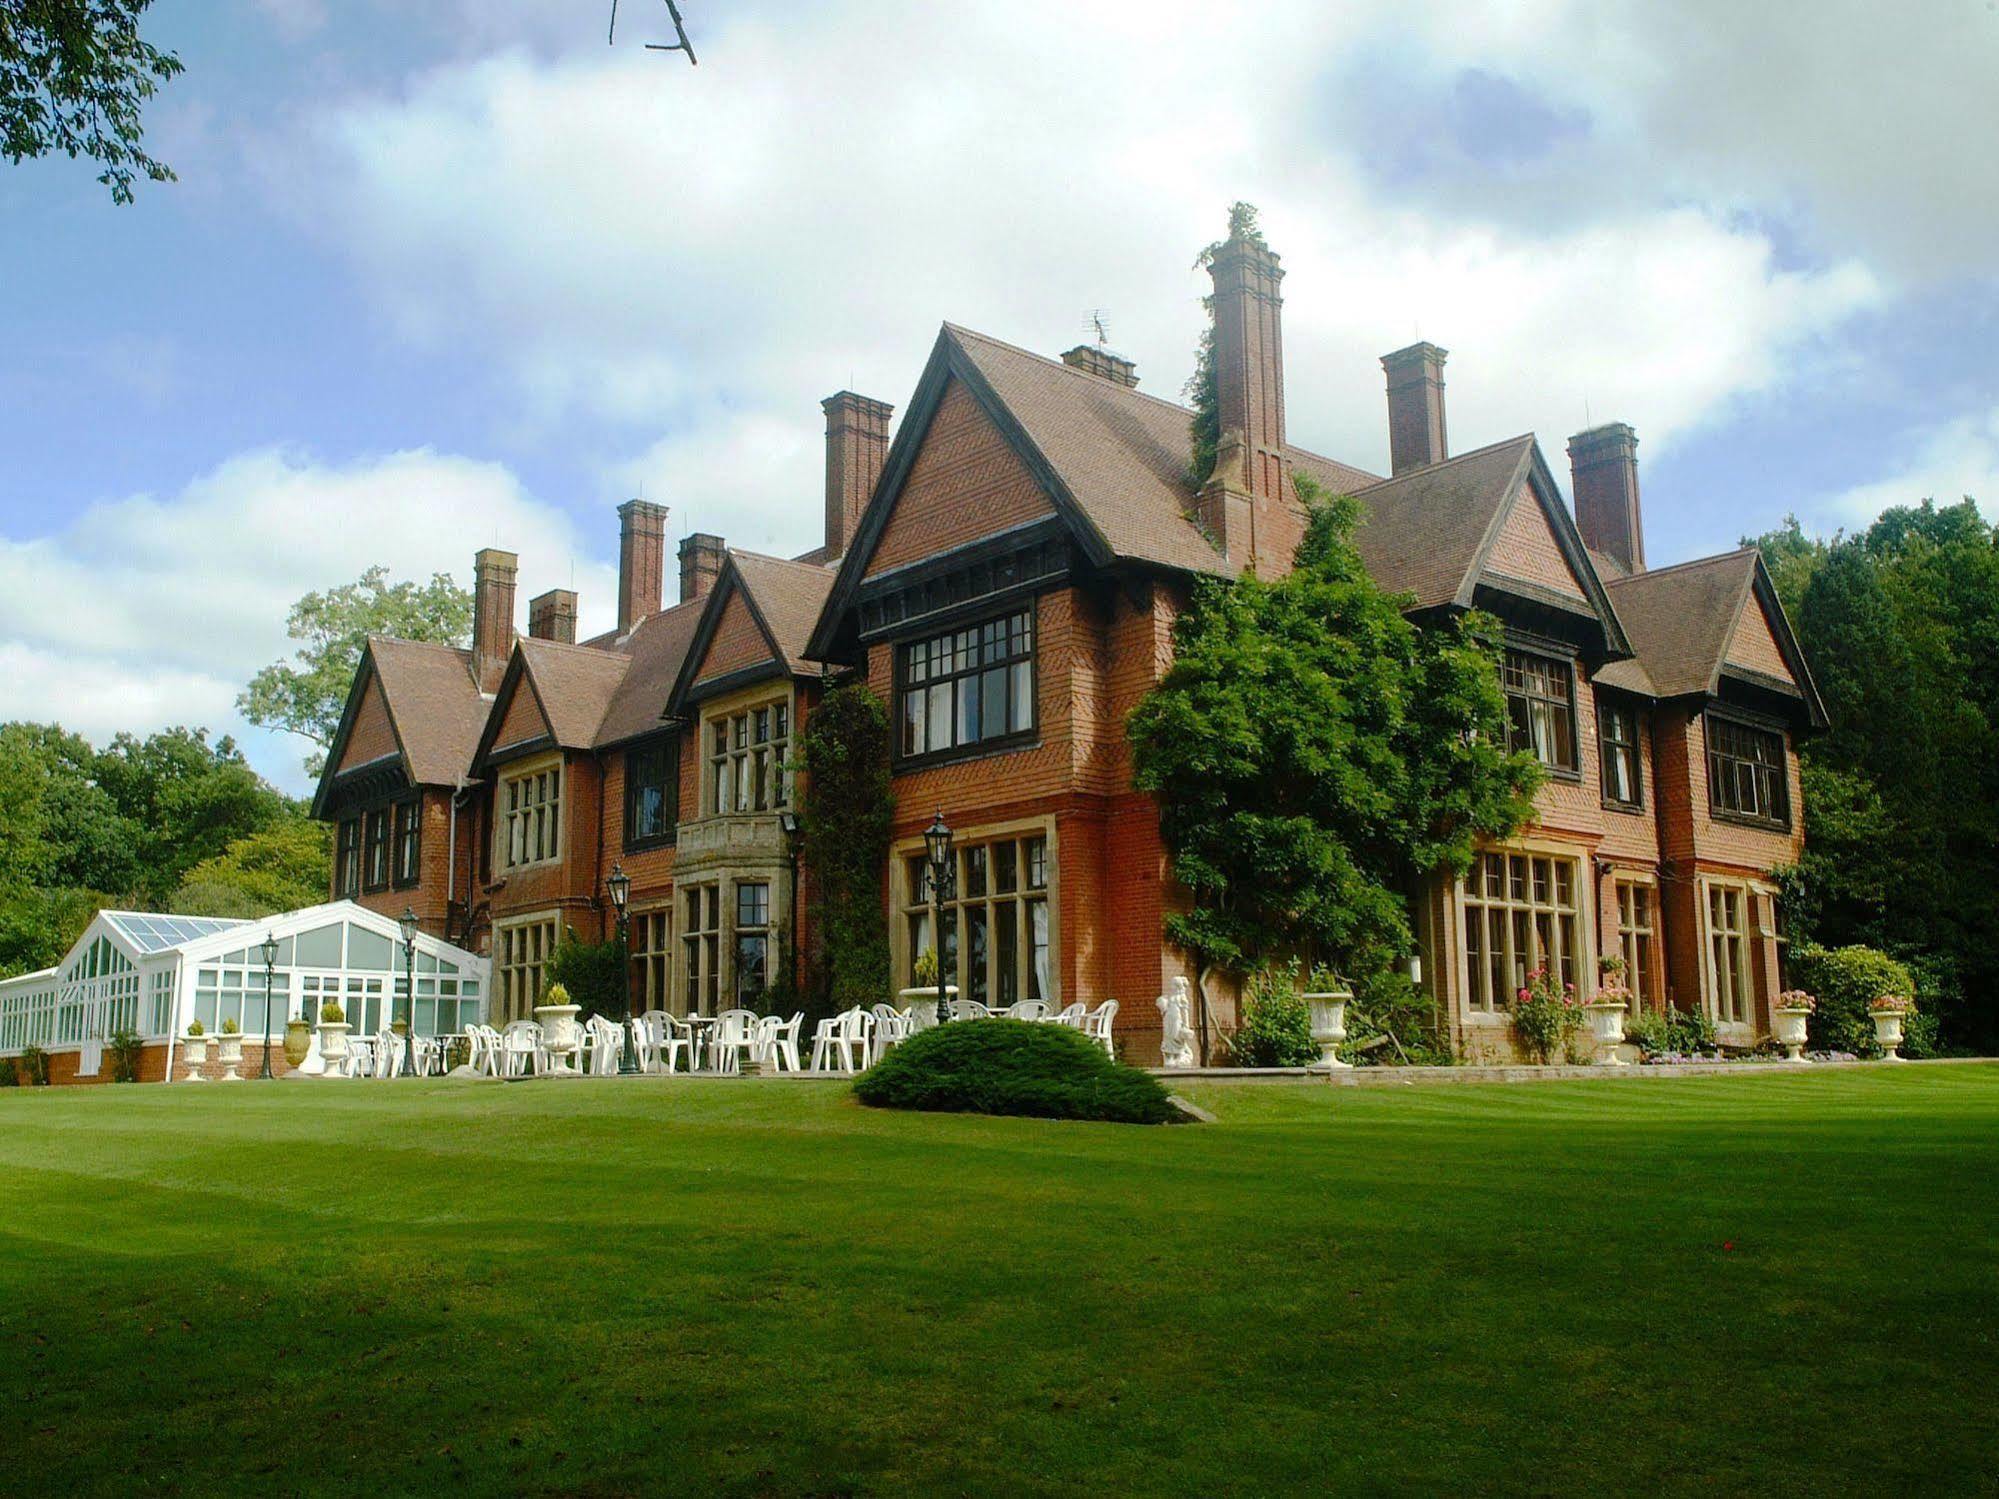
0, 1067, 1995, 1497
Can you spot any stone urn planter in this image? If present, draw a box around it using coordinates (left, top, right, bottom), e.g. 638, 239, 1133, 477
535, 1004, 583, 1073
317, 1020, 351, 1075
1304, 989, 1353, 1070
1771, 991, 1816, 1063
1585, 992, 1630, 1066
282, 1016, 313, 1068
181, 1029, 210, 1082
898, 984, 957, 1031
216, 1029, 244, 1081
1870, 998, 1910, 1061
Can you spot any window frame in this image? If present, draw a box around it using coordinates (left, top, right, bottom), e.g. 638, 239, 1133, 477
1705, 711, 1790, 831
1460, 849, 1582, 1015
362, 807, 392, 893
493, 913, 559, 1025
891, 604, 1040, 770
623, 736, 678, 851
391, 798, 422, 888
1598, 696, 1644, 810
732, 880, 771, 1006
497, 757, 564, 871
1502, 646, 1580, 777
629, 906, 673, 1013
336, 817, 362, 899
703, 698, 790, 819
1612, 877, 1655, 1010
1705, 881, 1752, 1026
899, 829, 1054, 1007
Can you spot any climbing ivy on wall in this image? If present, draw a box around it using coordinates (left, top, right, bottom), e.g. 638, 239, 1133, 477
798, 684, 895, 1018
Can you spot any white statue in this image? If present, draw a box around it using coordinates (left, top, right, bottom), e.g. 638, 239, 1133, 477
1157, 977, 1197, 1069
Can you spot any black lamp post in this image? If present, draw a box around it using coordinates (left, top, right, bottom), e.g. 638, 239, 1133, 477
258, 931, 279, 1079
398, 907, 419, 1079
606, 862, 636, 1073
924, 810, 954, 1027
778, 809, 802, 1004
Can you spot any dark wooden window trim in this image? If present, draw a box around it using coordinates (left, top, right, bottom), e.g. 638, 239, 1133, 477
891, 601, 1040, 772
1705, 710, 1791, 832
362, 807, 392, 893
1502, 643, 1581, 779
1597, 695, 1644, 811
623, 737, 679, 852
336, 817, 362, 899
391, 798, 422, 889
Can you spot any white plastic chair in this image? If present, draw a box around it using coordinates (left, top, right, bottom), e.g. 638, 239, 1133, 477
763, 1012, 803, 1072
1005, 1000, 1050, 1022
649, 1013, 690, 1073
374, 1029, 406, 1079
626, 1016, 655, 1074
670, 1014, 704, 1073
1052, 1002, 1087, 1029
344, 1034, 374, 1077
709, 1009, 762, 1074
583, 1016, 623, 1076
412, 1034, 439, 1076
809, 1008, 874, 1074
1082, 999, 1119, 1058
499, 1020, 543, 1079
950, 999, 991, 1022
870, 1004, 910, 1063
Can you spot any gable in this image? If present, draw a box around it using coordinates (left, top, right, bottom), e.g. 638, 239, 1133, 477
693, 585, 779, 685
337, 672, 400, 772
1484, 485, 1587, 600
492, 673, 552, 751
1725, 589, 1795, 684
864, 376, 1058, 578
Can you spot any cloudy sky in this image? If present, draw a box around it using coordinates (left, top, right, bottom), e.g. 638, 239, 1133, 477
3, 0, 1995, 795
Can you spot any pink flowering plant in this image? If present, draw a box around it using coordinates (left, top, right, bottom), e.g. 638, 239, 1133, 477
1507, 965, 1586, 1063
1869, 992, 1913, 1013
1775, 989, 1817, 1014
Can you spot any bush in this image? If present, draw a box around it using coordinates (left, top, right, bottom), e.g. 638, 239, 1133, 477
320, 1001, 344, 1024
1507, 967, 1583, 1063
1790, 943, 1921, 1057
1225, 966, 1319, 1067
1343, 969, 1451, 1066
1626, 1005, 1719, 1061
0, 1059, 17, 1087
19, 1045, 49, 1086
108, 1028, 144, 1083
855, 1019, 1181, 1125
544, 936, 627, 1020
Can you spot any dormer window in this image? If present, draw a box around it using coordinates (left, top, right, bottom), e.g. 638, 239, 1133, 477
1503, 649, 1577, 773
499, 758, 562, 869
707, 700, 789, 816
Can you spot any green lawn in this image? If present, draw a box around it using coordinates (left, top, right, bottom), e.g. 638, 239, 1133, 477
1, 1067, 1994, 1497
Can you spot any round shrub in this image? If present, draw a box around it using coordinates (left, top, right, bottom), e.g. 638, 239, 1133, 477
855, 1019, 1181, 1124
1790, 943, 1922, 1057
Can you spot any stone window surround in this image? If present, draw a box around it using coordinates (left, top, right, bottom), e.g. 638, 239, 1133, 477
496, 751, 563, 872
1698, 874, 1778, 1038
1453, 836, 1594, 1029
889, 813, 1061, 1004
493, 908, 561, 1025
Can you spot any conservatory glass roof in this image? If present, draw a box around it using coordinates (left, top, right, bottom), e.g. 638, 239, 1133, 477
102, 912, 251, 954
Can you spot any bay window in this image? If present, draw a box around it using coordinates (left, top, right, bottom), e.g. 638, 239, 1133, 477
708, 702, 789, 816
682, 885, 721, 1015
903, 831, 1051, 1007
733, 881, 771, 1004
1461, 850, 1580, 1012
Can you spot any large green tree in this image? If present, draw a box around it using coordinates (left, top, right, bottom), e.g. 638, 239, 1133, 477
172, 820, 332, 919
1128, 482, 1543, 1048
240, 566, 473, 775
797, 683, 894, 1021
1750, 499, 1999, 1049
1, 0, 182, 202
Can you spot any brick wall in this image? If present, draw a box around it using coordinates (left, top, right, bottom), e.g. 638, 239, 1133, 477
491, 679, 549, 752
338, 674, 398, 770
1725, 594, 1794, 681
1486, 488, 1587, 599
694, 587, 774, 685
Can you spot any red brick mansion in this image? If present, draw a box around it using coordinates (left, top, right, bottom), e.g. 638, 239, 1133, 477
312, 223, 1823, 1062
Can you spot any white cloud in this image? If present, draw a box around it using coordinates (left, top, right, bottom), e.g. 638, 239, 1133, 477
0, 447, 620, 793
285, 0, 1887, 558
1830, 406, 1999, 525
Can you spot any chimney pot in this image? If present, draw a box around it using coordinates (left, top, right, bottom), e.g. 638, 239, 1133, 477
1381, 342, 1449, 474
821, 392, 894, 559
1568, 423, 1645, 574
617, 499, 669, 634
679, 533, 726, 605
528, 588, 577, 645
1059, 345, 1139, 387
471, 547, 518, 694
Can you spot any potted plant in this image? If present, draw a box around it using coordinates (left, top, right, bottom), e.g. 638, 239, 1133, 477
535, 982, 583, 1072
1584, 973, 1632, 1066
216, 1017, 244, 1081
181, 1018, 210, 1082
898, 949, 956, 1031
317, 1000, 351, 1075
283, 1008, 314, 1068
1302, 965, 1353, 1070
1771, 989, 1816, 1063
1869, 993, 1913, 1060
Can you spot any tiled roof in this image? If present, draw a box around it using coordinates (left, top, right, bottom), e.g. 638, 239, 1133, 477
1601, 550, 1758, 698
366, 637, 488, 785
945, 324, 1380, 577
730, 550, 836, 673
593, 600, 704, 747
1348, 436, 1537, 607
514, 636, 634, 749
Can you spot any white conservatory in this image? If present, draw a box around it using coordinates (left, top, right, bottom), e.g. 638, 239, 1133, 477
0, 901, 488, 1082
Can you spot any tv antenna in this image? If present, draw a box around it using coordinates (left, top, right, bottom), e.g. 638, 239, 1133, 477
608, 0, 698, 64
1085, 309, 1110, 350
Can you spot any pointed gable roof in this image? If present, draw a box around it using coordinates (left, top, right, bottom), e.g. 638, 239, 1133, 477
668, 551, 835, 716
311, 636, 488, 817
1600, 549, 1827, 726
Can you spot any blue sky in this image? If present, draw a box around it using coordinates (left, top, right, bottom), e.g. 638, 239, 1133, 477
3, 0, 1995, 796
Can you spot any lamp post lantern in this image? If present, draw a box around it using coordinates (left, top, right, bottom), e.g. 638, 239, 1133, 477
398, 907, 419, 1079
258, 931, 279, 1079
606, 862, 636, 1074
924, 810, 954, 1027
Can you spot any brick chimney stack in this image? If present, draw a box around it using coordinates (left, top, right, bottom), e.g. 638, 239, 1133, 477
1568, 424, 1645, 574
1196, 223, 1290, 568
679, 533, 726, 604
617, 499, 669, 635
471, 547, 518, 694
1059, 345, 1139, 387
1381, 342, 1449, 474
822, 391, 894, 560
527, 588, 577, 645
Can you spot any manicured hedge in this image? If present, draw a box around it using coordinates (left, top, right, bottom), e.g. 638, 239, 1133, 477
854, 1019, 1181, 1124
1790, 943, 1932, 1057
